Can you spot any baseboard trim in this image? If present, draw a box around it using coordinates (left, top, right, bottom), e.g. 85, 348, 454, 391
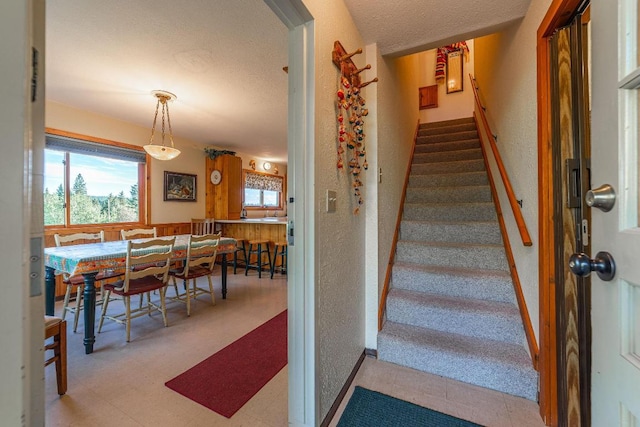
364, 348, 377, 358
320, 350, 367, 427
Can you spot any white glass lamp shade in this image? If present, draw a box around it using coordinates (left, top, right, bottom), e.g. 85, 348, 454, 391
143, 144, 181, 161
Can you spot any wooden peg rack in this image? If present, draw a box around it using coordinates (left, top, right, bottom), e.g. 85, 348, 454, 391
332, 40, 364, 87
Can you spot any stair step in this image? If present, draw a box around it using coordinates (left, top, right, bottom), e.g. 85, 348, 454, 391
386, 289, 524, 345
400, 220, 502, 244
405, 185, 491, 204
413, 148, 483, 164
396, 240, 509, 271
415, 138, 480, 153
391, 262, 515, 304
409, 171, 488, 188
403, 202, 498, 222
417, 130, 479, 142
419, 117, 475, 130
411, 159, 485, 175
417, 122, 478, 136
377, 321, 538, 400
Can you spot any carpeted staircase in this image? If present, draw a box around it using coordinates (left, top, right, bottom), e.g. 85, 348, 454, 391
377, 117, 538, 400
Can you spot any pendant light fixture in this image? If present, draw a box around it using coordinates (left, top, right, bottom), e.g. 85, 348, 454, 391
143, 90, 181, 161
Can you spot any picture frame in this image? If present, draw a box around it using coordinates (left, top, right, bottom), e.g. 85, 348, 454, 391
446, 49, 464, 94
164, 171, 197, 202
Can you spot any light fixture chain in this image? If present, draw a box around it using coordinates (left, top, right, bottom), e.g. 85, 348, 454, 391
149, 98, 161, 144
165, 100, 175, 146
161, 98, 166, 147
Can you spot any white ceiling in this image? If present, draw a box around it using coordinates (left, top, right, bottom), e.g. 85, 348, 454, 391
342, 0, 532, 56
46, 0, 290, 162
46, 0, 531, 163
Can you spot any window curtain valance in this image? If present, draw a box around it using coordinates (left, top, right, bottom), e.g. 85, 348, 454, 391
244, 171, 283, 192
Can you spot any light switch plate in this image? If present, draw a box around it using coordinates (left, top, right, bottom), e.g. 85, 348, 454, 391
326, 190, 337, 213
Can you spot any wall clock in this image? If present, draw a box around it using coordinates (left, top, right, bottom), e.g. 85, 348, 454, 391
210, 169, 222, 185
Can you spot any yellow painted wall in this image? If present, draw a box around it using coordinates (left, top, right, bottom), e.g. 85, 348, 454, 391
416, 40, 476, 123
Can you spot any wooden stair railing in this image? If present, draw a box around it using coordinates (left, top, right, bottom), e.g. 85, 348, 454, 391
378, 120, 420, 330
470, 75, 538, 368
469, 74, 533, 247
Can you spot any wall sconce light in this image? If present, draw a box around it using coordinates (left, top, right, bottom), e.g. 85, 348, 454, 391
263, 162, 272, 171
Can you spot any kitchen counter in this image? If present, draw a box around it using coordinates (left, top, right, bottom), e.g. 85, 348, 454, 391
214, 218, 287, 265
215, 217, 288, 224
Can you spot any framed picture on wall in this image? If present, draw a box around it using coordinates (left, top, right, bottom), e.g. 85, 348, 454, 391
164, 171, 197, 202
446, 49, 464, 93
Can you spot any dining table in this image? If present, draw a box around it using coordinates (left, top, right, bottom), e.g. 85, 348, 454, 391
44, 234, 237, 354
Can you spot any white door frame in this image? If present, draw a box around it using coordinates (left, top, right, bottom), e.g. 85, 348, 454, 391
263, 1, 316, 425
2, 0, 46, 425
11, 0, 317, 423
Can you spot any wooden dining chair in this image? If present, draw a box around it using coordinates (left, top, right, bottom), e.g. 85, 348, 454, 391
54, 231, 124, 332
191, 218, 215, 235
120, 227, 157, 240
98, 237, 175, 342
44, 315, 67, 395
168, 233, 221, 316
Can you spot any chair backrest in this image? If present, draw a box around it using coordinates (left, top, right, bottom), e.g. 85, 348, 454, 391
54, 231, 105, 247
118, 237, 175, 293
120, 227, 157, 240
180, 232, 221, 277
191, 218, 215, 235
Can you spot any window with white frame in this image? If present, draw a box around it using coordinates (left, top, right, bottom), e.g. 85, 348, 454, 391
243, 170, 283, 209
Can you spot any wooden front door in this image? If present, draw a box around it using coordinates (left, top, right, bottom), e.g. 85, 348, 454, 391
549, 6, 592, 426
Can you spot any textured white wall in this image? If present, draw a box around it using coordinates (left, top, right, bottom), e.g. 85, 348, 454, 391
416, 40, 476, 123
300, 0, 368, 420
362, 45, 421, 350
364, 43, 380, 350
374, 52, 422, 338
473, 0, 552, 343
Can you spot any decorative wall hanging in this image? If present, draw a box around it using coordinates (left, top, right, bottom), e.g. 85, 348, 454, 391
435, 41, 469, 85
332, 41, 378, 215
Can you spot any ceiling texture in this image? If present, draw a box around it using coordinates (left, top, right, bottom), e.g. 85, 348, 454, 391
46, 0, 531, 163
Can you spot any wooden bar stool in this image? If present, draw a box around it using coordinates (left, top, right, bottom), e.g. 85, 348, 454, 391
233, 239, 248, 274
244, 239, 272, 278
271, 241, 288, 279
45, 316, 67, 395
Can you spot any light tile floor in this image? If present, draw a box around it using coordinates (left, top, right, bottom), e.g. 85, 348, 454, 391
46, 270, 289, 427
46, 270, 545, 427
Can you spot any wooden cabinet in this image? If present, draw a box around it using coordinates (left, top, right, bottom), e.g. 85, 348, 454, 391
206, 154, 242, 220
419, 85, 438, 109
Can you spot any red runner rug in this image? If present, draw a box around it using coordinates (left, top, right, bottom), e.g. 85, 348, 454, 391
165, 310, 287, 418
